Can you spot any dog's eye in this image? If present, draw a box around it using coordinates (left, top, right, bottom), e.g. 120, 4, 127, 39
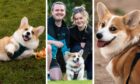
109, 26, 117, 32
25, 28, 28, 31
101, 23, 105, 28
73, 56, 76, 58
32, 31, 34, 34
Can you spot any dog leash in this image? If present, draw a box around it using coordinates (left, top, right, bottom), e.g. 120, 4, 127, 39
126, 53, 140, 84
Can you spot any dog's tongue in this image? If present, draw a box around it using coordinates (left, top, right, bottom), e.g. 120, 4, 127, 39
97, 40, 108, 47
24, 37, 28, 41
23, 36, 30, 41
76, 62, 80, 66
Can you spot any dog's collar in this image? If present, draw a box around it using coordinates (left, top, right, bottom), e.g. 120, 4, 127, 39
10, 43, 29, 60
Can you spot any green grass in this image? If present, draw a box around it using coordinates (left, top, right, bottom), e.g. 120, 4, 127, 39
0, 0, 45, 84
0, 58, 45, 84
48, 80, 92, 84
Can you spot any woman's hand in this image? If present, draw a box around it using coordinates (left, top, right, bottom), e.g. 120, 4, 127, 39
80, 42, 86, 48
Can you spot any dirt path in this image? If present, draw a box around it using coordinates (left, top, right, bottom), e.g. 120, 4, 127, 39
94, 40, 114, 84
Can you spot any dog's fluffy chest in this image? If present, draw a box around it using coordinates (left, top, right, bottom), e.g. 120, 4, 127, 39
66, 63, 84, 73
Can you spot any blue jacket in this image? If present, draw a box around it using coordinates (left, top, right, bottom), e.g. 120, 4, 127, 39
47, 16, 70, 59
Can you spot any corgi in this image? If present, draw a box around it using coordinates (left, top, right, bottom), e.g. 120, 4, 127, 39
96, 2, 140, 84
65, 50, 84, 80
0, 17, 44, 61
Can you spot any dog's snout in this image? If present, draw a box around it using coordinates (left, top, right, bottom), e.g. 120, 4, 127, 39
77, 58, 79, 61
26, 32, 30, 35
96, 33, 103, 39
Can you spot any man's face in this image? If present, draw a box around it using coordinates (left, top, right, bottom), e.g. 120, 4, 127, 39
51, 4, 66, 21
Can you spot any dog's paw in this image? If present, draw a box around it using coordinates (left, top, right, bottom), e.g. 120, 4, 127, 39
7, 52, 13, 58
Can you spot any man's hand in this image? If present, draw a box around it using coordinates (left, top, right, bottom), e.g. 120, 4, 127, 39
54, 41, 64, 48
48, 40, 64, 48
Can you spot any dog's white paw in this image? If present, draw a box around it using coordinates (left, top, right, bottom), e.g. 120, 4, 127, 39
5, 43, 16, 58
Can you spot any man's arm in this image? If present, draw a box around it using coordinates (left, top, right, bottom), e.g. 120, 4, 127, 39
48, 40, 64, 48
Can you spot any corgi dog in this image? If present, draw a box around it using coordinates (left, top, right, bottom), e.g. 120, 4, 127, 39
96, 2, 140, 84
65, 50, 84, 80
0, 17, 44, 61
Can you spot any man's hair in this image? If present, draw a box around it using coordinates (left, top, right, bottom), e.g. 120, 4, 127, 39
51, 1, 66, 11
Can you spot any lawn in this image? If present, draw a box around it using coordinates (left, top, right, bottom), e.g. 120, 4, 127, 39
0, 0, 45, 84
48, 80, 92, 84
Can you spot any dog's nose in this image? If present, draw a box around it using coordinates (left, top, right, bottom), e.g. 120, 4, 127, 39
26, 32, 30, 35
77, 58, 79, 62
96, 33, 103, 39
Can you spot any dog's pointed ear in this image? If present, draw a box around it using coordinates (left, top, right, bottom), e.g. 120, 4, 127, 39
123, 10, 140, 28
97, 2, 111, 21
79, 49, 84, 56
34, 26, 45, 37
64, 51, 71, 61
20, 17, 29, 28
65, 51, 71, 56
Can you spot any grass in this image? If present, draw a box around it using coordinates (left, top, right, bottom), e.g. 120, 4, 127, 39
48, 80, 92, 84
0, 58, 45, 84
0, 0, 45, 84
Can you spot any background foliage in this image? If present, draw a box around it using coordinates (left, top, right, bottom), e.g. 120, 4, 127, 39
48, 0, 92, 26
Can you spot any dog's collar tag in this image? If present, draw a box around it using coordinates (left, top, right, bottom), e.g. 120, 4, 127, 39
10, 43, 29, 59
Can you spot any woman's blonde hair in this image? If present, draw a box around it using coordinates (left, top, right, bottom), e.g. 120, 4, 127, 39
71, 5, 89, 28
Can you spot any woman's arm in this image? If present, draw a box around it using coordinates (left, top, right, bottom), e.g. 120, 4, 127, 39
82, 27, 92, 60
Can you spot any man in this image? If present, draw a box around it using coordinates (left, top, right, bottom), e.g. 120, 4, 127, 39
47, 1, 69, 80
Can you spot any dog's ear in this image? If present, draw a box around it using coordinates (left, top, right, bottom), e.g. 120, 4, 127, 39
34, 26, 45, 37
65, 51, 71, 56
97, 2, 111, 21
79, 49, 84, 56
123, 10, 140, 28
20, 17, 29, 28
64, 51, 71, 61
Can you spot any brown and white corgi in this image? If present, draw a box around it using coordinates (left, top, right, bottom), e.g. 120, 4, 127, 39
0, 17, 44, 61
65, 50, 84, 80
96, 2, 140, 84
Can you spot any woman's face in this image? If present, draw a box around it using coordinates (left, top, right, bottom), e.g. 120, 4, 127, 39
74, 13, 86, 28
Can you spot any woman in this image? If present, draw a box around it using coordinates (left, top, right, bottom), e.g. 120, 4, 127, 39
69, 5, 92, 79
